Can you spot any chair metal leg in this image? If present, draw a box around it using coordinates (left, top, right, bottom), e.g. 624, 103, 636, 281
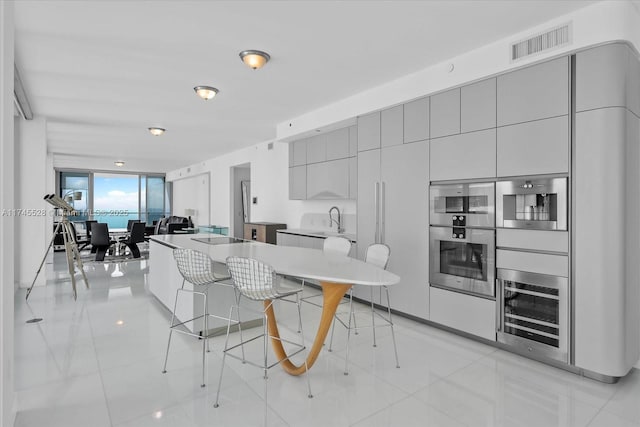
213, 304, 235, 409
370, 287, 377, 347
234, 290, 246, 362
328, 313, 337, 352
297, 299, 313, 399
162, 282, 184, 374
344, 292, 355, 375
296, 292, 302, 333
201, 289, 207, 387
385, 287, 400, 368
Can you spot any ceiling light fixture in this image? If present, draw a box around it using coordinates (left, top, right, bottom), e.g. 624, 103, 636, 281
114, 161, 125, 167
193, 86, 219, 100
148, 127, 166, 136
239, 50, 270, 70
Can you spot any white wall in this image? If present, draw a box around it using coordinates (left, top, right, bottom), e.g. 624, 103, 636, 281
167, 141, 356, 233
16, 117, 49, 288
171, 172, 210, 227
0, 1, 16, 424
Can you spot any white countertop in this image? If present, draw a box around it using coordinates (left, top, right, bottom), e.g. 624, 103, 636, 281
150, 233, 397, 287
276, 228, 357, 243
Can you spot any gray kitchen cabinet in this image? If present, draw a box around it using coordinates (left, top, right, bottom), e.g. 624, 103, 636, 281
497, 56, 568, 126
299, 235, 325, 250
290, 138, 307, 167
349, 156, 357, 199
276, 232, 300, 247
430, 128, 496, 181
404, 96, 429, 143
430, 88, 460, 138
306, 134, 326, 164
461, 78, 496, 133
356, 148, 381, 269
289, 165, 306, 199
575, 43, 632, 114
349, 125, 357, 156
326, 127, 350, 161
358, 111, 381, 152
356, 134, 429, 317
379, 140, 429, 318
381, 105, 403, 148
497, 115, 569, 177
307, 158, 349, 199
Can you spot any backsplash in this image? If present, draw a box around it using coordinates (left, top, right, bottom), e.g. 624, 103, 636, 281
299, 212, 356, 234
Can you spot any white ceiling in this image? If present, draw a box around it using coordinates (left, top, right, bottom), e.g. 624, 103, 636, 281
14, 0, 595, 172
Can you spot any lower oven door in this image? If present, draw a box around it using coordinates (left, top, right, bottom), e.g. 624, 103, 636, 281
429, 226, 495, 297
497, 269, 568, 363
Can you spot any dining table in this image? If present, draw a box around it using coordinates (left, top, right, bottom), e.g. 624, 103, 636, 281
150, 234, 401, 376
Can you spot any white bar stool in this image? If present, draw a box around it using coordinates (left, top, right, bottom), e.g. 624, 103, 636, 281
328, 243, 400, 375
162, 248, 243, 387
214, 256, 312, 424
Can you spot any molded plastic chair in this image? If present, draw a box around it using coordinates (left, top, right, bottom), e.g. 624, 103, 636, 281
122, 222, 145, 258
162, 249, 241, 388
90, 223, 116, 261
328, 243, 400, 375
214, 256, 312, 421
81, 219, 98, 251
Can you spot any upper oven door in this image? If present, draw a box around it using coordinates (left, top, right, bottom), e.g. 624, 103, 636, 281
496, 177, 567, 230
429, 226, 496, 297
430, 182, 495, 228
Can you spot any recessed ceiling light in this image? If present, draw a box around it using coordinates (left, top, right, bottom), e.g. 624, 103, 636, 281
148, 127, 166, 136
116, 320, 124, 326
239, 50, 270, 70
193, 86, 219, 100
114, 161, 125, 167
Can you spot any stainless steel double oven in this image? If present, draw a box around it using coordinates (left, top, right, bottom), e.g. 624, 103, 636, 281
429, 182, 496, 298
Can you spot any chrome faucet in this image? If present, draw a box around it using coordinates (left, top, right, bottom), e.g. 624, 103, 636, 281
329, 206, 344, 233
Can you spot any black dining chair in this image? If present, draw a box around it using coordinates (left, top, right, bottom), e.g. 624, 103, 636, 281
82, 220, 98, 251
91, 223, 116, 261
122, 222, 146, 258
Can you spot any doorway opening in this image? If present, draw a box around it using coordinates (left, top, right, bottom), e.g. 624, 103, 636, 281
230, 164, 251, 239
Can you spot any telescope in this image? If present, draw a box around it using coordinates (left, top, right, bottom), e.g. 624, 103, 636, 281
26, 192, 89, 300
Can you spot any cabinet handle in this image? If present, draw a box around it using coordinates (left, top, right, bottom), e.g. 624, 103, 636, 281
374, 182, 380, 244
496, 279, 502, 333
381, 181, 386, 244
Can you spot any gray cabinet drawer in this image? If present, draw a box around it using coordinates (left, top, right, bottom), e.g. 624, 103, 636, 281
306, 134, 326, 164
496, 115, 569, 177
430, 128, 496, 181
431, 88, 460, 138
349, 125, 358, 156
381, 105, 403, 148
404, 96, 430, 143
497, 56, 568, 126
307, 158, 350, 199
326, 127, 350, 161
575, 43, 629, 113
290, 138, 307, 167
289, 166, 306, 199
461, 78, 496, 133
358, 111, 381, 152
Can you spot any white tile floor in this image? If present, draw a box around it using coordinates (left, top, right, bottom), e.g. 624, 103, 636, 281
13, 252, 640, 427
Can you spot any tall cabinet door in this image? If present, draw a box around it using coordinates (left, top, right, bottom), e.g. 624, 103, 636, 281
381, 140, 429, 319
357, 149, 381, 262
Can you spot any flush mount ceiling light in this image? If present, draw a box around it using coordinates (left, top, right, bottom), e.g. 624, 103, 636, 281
239, 50, 270, 70
148, 127, 166, 136
114, 161, 125, 167
193, 86, 219, 100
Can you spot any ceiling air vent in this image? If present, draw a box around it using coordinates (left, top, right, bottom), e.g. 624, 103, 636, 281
511, 23, 571, 62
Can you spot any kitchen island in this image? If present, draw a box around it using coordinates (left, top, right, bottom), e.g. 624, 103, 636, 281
149, 233, 400, 374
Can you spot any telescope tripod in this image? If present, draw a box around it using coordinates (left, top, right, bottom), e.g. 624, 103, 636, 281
26, 214, 90, 301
